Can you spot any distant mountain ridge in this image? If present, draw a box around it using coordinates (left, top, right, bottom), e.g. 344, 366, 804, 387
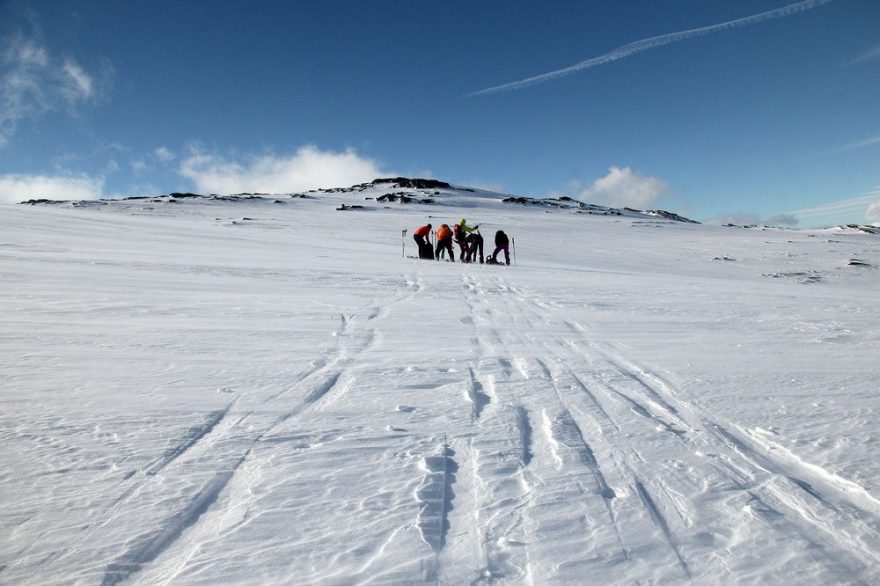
16, 176, 879, 232
19, 176, 699, 224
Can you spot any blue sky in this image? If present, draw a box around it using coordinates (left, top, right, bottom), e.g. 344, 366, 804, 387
1, 0, 878, 226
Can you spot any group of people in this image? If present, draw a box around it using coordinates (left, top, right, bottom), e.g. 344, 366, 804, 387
413, 218, 511, 265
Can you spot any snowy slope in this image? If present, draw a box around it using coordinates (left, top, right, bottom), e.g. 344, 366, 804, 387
2, 180, 880, 585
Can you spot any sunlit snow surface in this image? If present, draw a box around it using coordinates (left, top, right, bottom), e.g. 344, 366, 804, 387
2, 185, 879, 584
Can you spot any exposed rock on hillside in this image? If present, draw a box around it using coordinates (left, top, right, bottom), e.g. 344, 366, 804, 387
501, 195, 698, 223
372, 177, 451, 190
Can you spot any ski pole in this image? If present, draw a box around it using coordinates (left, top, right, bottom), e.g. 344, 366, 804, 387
512, 237, 516, 267
402, 229, 407, 259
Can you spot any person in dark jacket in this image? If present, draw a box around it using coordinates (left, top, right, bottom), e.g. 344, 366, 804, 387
466, 232, 484, 264
489, 230, 510, 265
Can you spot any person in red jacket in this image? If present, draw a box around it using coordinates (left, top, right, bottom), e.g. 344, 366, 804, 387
413, 223, 432, 259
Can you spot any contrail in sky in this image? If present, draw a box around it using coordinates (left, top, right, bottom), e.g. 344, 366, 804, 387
466, 0, 837, 97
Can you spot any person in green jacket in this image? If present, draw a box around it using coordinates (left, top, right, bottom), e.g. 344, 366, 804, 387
454, 218, 479, 262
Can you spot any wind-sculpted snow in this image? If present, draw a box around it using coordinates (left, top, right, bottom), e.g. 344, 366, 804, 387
1, 184, 879, 583
415, 442, 457, 552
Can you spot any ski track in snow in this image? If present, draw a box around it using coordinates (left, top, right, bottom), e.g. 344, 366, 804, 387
456, 272, 880, 582
38, 271, 425, 585
633, 478, 692, 579
143, 400, 237, 477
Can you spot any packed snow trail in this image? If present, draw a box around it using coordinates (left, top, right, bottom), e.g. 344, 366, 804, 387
2, 191, 879, 584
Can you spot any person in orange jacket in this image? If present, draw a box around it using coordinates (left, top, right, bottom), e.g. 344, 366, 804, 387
413, 223, 432, 259
434, 224, 454, 261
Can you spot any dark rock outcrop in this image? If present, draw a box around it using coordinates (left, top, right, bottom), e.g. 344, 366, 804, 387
372, 177, 451, 190
646, 210, 700, 224
840, 224, 879, 235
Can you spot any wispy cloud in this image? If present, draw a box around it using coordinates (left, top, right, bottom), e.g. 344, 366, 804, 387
466, 180, 505, 193
0, 173, 103, 203
708, 212, 801, 227
1, 31, 101, 146
765, 213, 800, 227
786, 186, 880, 225
827, 134, 880, 154
706, 212, 799, 227
569, 166, 670, 209
850, 43, 880, 66
467, 0, 836, 97
154, 146, 175, 162
61, 59, 94, 101
178, 145, 390, 194
867, 201, 880, 225
129, 146, 176, 173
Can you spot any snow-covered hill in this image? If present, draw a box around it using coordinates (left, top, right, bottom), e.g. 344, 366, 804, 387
3, 179, 880, 584
19, 176, 703, 224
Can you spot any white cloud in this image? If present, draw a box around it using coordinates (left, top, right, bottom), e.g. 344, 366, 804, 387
572, 166, 670, 209
5, 38, 48, 66
154, 146, 174, 162
1, 33, 98, 146
178, 145, 389, 194
61, 59, 94, 101
0, 173, 103, 203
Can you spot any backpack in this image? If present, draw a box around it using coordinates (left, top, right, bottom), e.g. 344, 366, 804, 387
454, 224, 463, 241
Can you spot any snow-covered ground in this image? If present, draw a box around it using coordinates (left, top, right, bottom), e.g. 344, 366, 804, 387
2, 181, 879, 584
